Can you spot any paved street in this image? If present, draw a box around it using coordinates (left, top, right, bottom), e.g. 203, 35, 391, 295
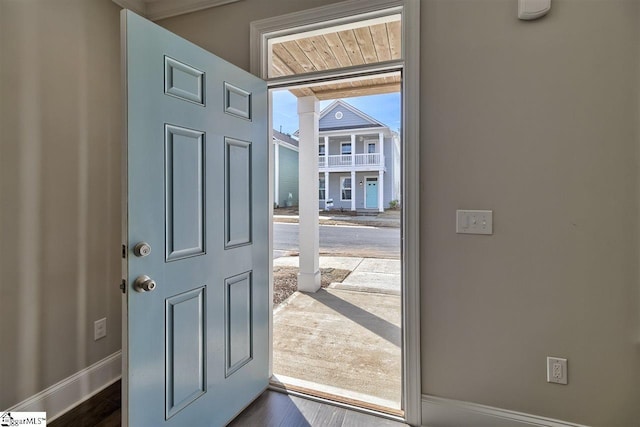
274, 222, 400, 259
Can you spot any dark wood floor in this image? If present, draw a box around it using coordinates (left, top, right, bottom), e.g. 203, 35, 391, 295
49, 381, 407, 426
49, 380, 121, 427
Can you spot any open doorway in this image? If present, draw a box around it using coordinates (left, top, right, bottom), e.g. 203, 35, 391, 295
270, 84, 402, 414
251, 1, 421, 423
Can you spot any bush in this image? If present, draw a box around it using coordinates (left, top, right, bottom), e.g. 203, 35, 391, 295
389, 199, 400, 209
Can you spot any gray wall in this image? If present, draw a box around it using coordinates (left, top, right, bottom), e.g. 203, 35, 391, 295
0, 0, 122, 409
420, 1, 640, 426
1, 0, 639, 425
163, 1, 640, 425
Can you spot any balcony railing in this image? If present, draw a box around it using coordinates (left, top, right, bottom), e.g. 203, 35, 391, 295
318, 153, 383, 169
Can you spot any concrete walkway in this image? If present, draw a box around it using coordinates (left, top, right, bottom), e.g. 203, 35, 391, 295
273, 210, 400, 228
272, 256, 402, 411
273, 256, 401, 295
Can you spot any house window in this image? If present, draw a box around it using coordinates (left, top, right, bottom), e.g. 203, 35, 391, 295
368, 142, 376, 153
341, 142, 352, 155
319, 143, 325, 156
340, 177, 352, 201
319, 177, 326, 200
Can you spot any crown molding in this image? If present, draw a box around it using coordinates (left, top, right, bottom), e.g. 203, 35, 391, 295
112, 0, 146, 16
112, 0, 241, 21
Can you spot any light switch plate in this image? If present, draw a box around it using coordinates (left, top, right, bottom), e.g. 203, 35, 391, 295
94, 318, 107, 341
456, 210, 493, 235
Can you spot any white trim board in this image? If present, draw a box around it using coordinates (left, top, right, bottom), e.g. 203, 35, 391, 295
5, 352, 122, 422
421, 395, 590, 427
251, 1, 421, 424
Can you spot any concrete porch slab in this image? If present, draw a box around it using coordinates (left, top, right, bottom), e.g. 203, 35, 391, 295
272, 288, 402, 410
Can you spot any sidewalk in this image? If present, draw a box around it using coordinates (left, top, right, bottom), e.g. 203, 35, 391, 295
273, 256, 400, 295
273, 209, 400, 228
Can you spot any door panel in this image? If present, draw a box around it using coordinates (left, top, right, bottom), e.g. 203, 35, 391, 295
225, 137, 252, 248
122, 10, 268, 427
164, 125, 206, 261
366, 179, 378, 209
224, 82, 252, 119
164, 56, 205, 105
165, 287, 206, 419
225, 271, 253, 377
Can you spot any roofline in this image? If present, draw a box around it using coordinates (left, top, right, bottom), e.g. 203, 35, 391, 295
273, 138, 299, 152
318, 99, 387, 128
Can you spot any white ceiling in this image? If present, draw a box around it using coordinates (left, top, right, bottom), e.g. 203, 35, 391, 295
112, 0, 241, 21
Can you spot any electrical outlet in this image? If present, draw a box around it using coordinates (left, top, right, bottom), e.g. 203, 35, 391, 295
94, 318, 107, 341
547, 357, 567, 385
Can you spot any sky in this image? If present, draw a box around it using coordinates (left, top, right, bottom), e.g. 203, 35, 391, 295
272, 89, 401, 136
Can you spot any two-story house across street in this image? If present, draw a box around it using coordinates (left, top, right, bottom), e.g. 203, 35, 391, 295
314, 100, 400, 212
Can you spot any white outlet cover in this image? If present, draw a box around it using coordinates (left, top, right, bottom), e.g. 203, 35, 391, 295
547, 356, 567, 385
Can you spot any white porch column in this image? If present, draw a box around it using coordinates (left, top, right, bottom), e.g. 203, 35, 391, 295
323, 135, 330, 208
379, 132, 385, 167
324, 171, 329, 208
378, 170, 384, 212
323, 136, 329, 168
274, 141, 280, 207
379, 132, 385, 212
350, 134, 356, 166
297, 96, 321, 293
351, 170, 356, 211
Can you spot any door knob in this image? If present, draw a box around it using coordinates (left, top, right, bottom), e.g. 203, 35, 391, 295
134, 275, 156, 292
134, 242, 151, 257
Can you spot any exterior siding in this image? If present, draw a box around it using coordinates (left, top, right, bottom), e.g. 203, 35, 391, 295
318, 132, 400, 211
275, 144, 299, 207
383, 135, 395, 208
320, 105, 375, 130
325, 138, 351, 155
319, 171, 393, 211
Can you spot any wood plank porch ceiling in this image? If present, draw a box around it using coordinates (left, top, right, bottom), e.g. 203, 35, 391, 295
271, 20, 402, 100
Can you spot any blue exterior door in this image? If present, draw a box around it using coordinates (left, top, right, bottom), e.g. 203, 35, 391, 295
122, 11, 268, 427
366, 178, 378, 209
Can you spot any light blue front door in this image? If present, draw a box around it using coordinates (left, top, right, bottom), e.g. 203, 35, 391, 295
122, 10, 268, 427
366, 178, 378, 209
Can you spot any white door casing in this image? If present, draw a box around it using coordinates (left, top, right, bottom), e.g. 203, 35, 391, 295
122, 10, 268, 426
250, 1, 421, 424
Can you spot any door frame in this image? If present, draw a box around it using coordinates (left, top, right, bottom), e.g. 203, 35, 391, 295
364, 176, 378, 210
250, 0, 421, 424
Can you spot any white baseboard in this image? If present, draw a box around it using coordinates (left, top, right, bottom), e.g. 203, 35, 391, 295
421, 395, 589, 427
6, 351, 122, 422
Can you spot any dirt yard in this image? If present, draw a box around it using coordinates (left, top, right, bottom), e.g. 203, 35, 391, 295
273, 266, 351, 306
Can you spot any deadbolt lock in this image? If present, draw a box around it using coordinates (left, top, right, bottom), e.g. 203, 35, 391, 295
134, 242, 151, 257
